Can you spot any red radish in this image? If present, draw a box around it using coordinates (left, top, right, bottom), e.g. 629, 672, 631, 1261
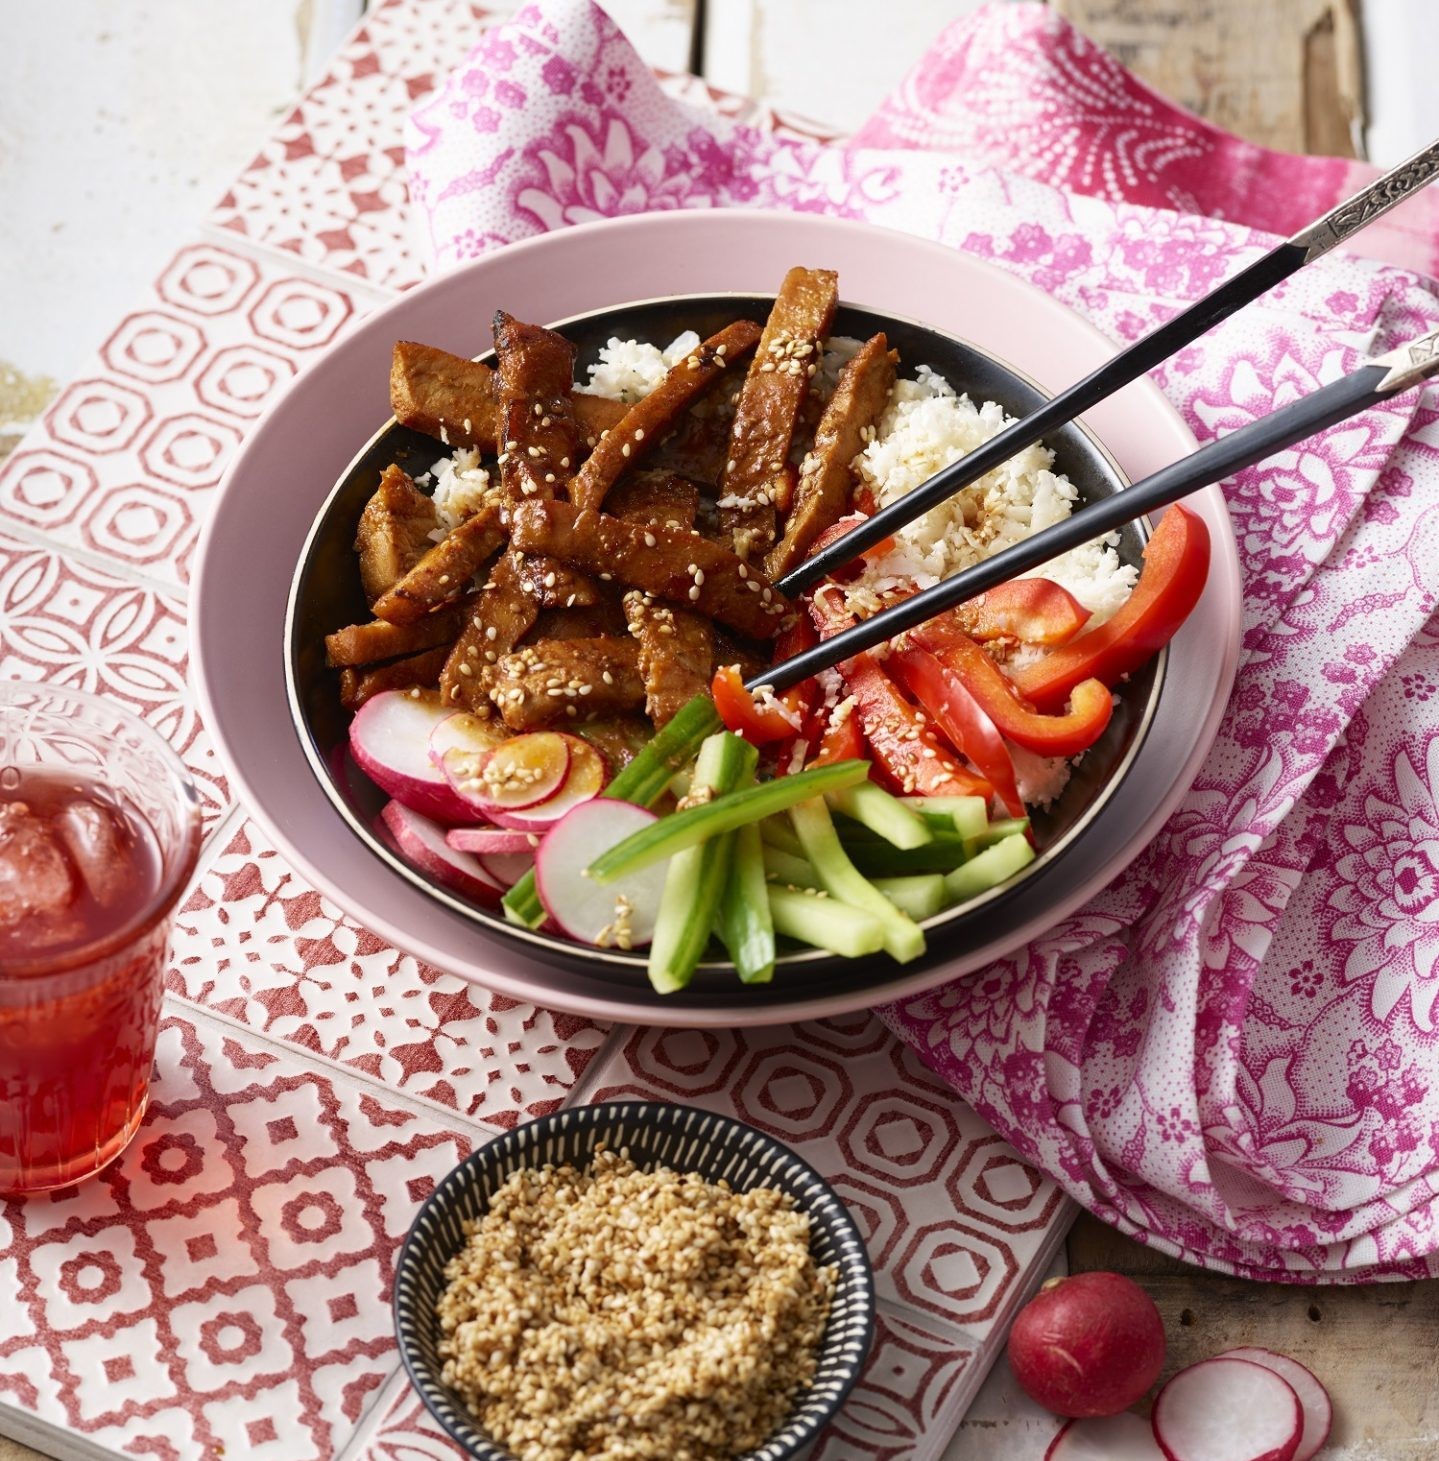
446, 827, 539, 855
482, 737, 609, 832
1152, 1357, 1302, 1461
1219, 1350, 1331, 1461
1046, 1414, 1165, 1460
535, 800, 669, 947
475, 850, 534, 889
428, 710, 508, 768
442, 732, 572, 816
349, 690, 477, 824
379, 801, 506, 905
1008, 1272, 1166, 1417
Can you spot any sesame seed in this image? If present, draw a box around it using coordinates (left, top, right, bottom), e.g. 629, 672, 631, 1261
634, 428, 645, 441
621, 443, 631, 458
688, 586, 702, 601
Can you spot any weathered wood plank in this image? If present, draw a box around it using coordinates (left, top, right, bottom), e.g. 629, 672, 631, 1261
1054, 0, 1363, 156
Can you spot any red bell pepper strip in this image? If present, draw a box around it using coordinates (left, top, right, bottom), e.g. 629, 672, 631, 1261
1012, 504, 1211, 712
953, 578, 1091, 646
890, 649, 1024, 816
809, 699, 865, 767
842, 654, 994, 798
711, 665, 806, 745
805, 514, 896, 581
910, 619, 1114, 758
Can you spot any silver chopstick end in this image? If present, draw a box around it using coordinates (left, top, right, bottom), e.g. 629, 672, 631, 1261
1372, 329, 1439, 395
1289, 137, 1439, 263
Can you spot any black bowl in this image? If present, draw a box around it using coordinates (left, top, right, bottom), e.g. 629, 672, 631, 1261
393, 1100, 876, 1461
286, 292, 1163, 994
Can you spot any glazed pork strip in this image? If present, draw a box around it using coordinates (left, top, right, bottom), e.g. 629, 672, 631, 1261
325, 602, 466, 668
512, 555, 605, 609
529, 603, 629, 640
622, 591, 715, 728
372, 504, 506, 625
605, 470, 700, 530
718, 267, 839, 559
569, 320, 763, 513
489, 636, 645, 731
766, 332, 897, 580
389, 341, 627, 452
355, 464, 440, 606
339, 646, 450, 713
439, 551, 540, 714
509, 500, 787, 641
493, 311, 582, 504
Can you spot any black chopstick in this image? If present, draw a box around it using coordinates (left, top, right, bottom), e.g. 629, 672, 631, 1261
777, 135, 1439, 598
754, 327, 1439, 695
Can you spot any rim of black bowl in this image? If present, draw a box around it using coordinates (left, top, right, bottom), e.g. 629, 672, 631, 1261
286, 291, 1166, 988
393, 1099, 878, 1461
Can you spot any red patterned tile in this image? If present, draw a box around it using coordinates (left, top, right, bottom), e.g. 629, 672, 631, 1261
0, 533, 227, 824
0, 1013, 469, 1461
0, 245, 379, 587
592, 1020, 1066, 1345
166, 819, 609, 1128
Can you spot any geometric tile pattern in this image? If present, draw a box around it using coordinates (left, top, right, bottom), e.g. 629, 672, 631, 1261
0, 4, 1074, 1458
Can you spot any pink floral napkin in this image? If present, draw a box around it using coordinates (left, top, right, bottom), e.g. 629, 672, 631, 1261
407, 0, 1439, 1281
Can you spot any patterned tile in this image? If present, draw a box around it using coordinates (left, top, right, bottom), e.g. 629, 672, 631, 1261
166, 819, 611, 1127
591, 1016, 1067, 1343
0, 1012, 469, 1461
0, 244, 379, 589
0, 532, 228, 825
209, 0, 500, 290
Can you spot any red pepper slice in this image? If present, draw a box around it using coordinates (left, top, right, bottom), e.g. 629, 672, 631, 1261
1012, 504, 1211, 712
841, 654, 993, 798
890, 649, 1024, 816
711, 664, 807, 745
910, 620, 1114, 758
954, 578, 1091, 646
805, 514, 897, 582
810, 700, 864, 767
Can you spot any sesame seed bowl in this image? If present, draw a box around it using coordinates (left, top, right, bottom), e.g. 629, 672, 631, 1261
285, 289, 1162, 998
393, 1100, 876, 1461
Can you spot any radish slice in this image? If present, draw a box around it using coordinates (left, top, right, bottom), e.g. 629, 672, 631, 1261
445, 732, 572, 817
535, 800, 668, 947
1152, 1357, 1302, 1461
1047, 1415, 1165, 1460
483, 737, 609, 832
446, 827, 539, 855
1219, 1350, 1331, 1461
429, 710, 508, 768
379, 801, 505, 906
476, 850, 534, 889
349, 691, 476, 824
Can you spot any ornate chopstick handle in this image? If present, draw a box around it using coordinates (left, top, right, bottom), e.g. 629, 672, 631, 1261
1290, 138, 1439, 262
1372, 328, 1439, 394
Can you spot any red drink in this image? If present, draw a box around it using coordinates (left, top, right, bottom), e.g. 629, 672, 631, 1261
0, 685, 200, 1195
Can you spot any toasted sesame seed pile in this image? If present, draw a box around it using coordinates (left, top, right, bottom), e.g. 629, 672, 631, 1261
436, 1147, 837, 1461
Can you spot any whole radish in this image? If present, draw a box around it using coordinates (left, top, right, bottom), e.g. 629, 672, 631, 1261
1008, 1272, 1165, 1417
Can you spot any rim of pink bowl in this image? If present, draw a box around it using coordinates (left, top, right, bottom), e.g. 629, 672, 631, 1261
190, 208, 1242, 1027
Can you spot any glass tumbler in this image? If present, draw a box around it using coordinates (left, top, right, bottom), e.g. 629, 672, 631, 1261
0, 682, 202, 1194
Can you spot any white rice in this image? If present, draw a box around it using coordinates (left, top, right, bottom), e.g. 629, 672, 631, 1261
422, 446, 493, 532
584, 331, 702, 403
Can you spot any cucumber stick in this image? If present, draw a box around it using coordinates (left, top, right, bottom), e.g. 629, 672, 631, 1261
827, 782, 932, 850
945, 833, 1035, 901
503, 693, 723, 927
768, 886, 884, 958
762, 845, 820, 888
790, 798, 925, 963
586, 759, 868, 884
648, 734, 757, 994
760, 817, 806, 859
718, 822, 775, 984
873, 873, 948, 921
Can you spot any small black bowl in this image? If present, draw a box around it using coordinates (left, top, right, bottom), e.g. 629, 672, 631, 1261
393, 1100, 876, 1461
288, 292, 1163, 996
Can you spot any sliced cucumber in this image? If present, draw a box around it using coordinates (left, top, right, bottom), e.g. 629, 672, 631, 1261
503, 693, 723, 927
828, 782, 932, 850
718, 822, 775, 984
648, 733, 758, 994
586, 760, 868, 884
873, 873, 948, 921
902, 793, 989, 851
945, 833, 1036, 903
981, 816, 1031, 847
768, 886, 884, 958
762, 845, 820, 888
790, 798, 925, 963
760, 817, 806, 859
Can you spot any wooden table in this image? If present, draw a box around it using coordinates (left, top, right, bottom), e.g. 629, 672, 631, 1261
2, 3, 1436, 1458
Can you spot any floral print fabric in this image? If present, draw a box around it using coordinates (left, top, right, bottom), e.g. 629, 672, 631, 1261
409, 0, 1439, 1279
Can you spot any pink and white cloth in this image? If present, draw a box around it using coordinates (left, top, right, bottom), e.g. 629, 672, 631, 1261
408, 0, 1439, 1281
